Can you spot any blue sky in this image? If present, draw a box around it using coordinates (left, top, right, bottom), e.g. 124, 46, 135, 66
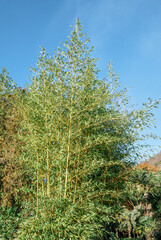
0, 0, 161, 156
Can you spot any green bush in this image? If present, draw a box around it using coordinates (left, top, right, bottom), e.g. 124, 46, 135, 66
0, 206, 22, 239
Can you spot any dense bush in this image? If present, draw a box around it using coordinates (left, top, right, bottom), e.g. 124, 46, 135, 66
0, 206, 22, 239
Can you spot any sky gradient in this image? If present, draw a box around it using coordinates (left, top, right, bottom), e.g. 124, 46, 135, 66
0, 0, 161, 156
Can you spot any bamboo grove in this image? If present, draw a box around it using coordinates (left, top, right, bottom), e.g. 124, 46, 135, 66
0, 19, 161, 239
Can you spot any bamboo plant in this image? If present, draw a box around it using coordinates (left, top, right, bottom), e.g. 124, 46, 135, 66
16, 19, 160, 239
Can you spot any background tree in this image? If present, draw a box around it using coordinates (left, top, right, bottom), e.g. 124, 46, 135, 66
0, 70, 30, 239
0, 68, 18, 206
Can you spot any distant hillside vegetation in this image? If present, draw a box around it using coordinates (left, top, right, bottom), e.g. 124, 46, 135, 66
144, 151, 161, 169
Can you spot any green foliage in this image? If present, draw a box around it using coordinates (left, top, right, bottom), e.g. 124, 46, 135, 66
17, 199, 110, 239
0, 206, 22, 239
116, 166, 161, 239
0, 19, 160, 239
147, 171, 161, 239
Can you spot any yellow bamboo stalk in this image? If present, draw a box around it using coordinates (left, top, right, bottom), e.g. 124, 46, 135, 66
45, 114, 50, 198
36, 168, 39, 217
36, 151, 39, 217
64, 118, 71, 199
24, 107, 40, 217
46, 149, 50, 198
64, 86, 74, 199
